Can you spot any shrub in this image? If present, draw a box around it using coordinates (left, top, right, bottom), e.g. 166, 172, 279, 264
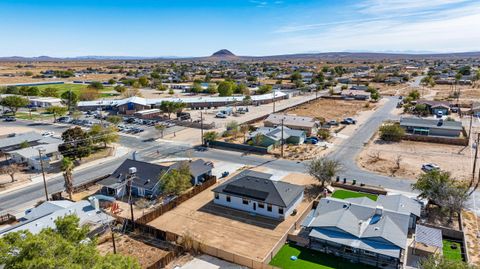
379, 123, 405, 142
317, 129, 331, 140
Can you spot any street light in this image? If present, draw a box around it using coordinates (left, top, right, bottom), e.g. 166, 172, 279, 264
37, 147, 49, 201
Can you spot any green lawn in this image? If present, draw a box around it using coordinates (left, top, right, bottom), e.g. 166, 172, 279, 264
36, 83, 112, 95
15, 112, 53, 121
331, 190, 378, 201
270, 243, 376, 269
443, 239, 463, 262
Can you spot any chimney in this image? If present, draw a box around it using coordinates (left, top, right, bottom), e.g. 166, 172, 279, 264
88, 197, 100, 212
128, 167, 137, 175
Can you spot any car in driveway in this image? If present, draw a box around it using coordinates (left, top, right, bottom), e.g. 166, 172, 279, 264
341, 117, 357, 125
305, 137, 319, 144
42, 131, 55, 137
422, 163, 440, 172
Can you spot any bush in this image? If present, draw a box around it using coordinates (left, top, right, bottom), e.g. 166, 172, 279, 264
379, 123, 405, 142
317, 129, 331, 140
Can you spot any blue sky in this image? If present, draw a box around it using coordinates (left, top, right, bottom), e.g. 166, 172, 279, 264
1, 0, 479, 57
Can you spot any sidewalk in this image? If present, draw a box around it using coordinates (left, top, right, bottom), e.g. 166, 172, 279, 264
0, 145, 130, 196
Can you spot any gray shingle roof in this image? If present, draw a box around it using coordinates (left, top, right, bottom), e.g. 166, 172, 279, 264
212, 170, 304, 207
307, 195, 416, 256
400, 117, 463, 131
0, 132, 44, 150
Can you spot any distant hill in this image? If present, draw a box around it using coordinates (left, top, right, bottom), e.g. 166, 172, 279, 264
210, 49, 237, 58
1, 50, 480, 62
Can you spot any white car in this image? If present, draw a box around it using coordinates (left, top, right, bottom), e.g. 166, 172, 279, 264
422, 163, 440, 172
41, 131, 55, 137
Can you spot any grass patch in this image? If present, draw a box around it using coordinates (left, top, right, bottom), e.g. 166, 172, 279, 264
331, 189, 378, 201
36, 84, 112, 95
443, 239, 463, 262
15, 112, 53, 121
270, 243, 376, 269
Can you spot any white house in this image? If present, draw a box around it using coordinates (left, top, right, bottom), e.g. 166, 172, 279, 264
9, 140, 62, 170
212, 170, 304, 220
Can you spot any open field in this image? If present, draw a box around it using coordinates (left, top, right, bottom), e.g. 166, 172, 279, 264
97, 233, 170, 268
148, 170, 316, 262
286, 99, 375, 122
269, 243, 376, 269
357, 136, 472, 180
35, 83, 113, 95
331, 189, 378, 201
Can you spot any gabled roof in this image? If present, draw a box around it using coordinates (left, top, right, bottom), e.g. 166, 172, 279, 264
265, 114, 318, 129
307, 196, 416, 254
170, 159, 213, 177
250, 126, 305, 142
212, 170, 304, 207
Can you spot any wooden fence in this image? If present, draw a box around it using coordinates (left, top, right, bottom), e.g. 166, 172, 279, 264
136, 176, 217, 224
0, 213, 16, 225
402, 133, 468, 146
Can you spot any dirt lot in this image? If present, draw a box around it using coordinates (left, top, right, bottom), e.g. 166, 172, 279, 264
357, 136, 472, 180
462, 210, 480, 265
97, 233, 170, 268
287, 98, 376, 122
148, 169, 317, 262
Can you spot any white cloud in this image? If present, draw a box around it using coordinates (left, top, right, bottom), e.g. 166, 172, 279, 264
356, 0, 472, 14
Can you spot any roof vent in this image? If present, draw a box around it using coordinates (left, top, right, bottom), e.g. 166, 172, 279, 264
144, 179, 150, 185
375, 205, 383, 216
374, 227, 380, 231
128, 167, 137, 175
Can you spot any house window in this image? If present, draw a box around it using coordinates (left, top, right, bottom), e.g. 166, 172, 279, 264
242, 198, 249, 205
278, 208, 284, 214
226, 196, 231, 202
258, 202, 265, 208
214, 193, 219, 199
363, 250, 376, 257
267, 204, 272, 212
344, 246, 354, 253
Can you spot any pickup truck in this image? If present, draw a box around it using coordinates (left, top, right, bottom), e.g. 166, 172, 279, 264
341, 117, 357, 125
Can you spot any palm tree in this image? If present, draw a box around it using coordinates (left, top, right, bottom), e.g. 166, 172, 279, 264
61, 157, 74, 200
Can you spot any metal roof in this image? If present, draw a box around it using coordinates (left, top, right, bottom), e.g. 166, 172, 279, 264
415, 225, 443, 249
400, 117, 463, 131
0, 132, 44, 150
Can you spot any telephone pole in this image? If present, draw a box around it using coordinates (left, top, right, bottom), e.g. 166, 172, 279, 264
470, 133, 480, 189
281, 119, 284, 158
126, 168, 136, 229
272, 90, 276, 113
200, 111, 204, 145
38, 148, 49, 201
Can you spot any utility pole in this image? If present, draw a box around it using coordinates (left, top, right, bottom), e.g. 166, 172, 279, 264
470, 133, 480, 189
127, 168, 136, 230
110, 226, 117, 254
272, 90, 276, 113
468, 115, 473, 141
281, 119, 284, 158
38, 148, 49, 201
200, 111, 204, 145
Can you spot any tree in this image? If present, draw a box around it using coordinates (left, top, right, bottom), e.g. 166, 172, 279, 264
20, 140, 30, 149
46, 106, 68, 122
290, 71, 302, 82
114, 85, 127, 93
155, 124, 166, 138
217, 81, 234, 97
108, 78, 116, 85
0, 95, 29, 115
40, 87, 59, 97
61, 157, 74, 200
256, 85, 272, 95
407, 89, 421, 100
0, 215, 140, 269
138, 76, 149, 87
226, 121, 239, 138
106, 115, 122, 125
89, 124, 119, 148
159, 162, 192, 195
60, 90, 79, 111
191, 82, 203, 93
414, 104, 429, 116
379, 123, 405, 142
207, 83, 218, 94
79, 89, 100, 101
307, 157, 342, 188
159, 101, 186, 119
203, 131, 218, 142
59, 127, 92, 160
156, 83, 167, 92
239, 125, 249, 143
413, 170, 469, 223
419, 254, 476, 269
235, 83, 248, 95
0, 164, 21, 183
88, 81, 104, 90
122, 88, 141, 98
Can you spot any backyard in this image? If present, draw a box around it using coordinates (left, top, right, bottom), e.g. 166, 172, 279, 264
442, 239, 463, 262
269, 243, 376, 269
331, 189, 378, 201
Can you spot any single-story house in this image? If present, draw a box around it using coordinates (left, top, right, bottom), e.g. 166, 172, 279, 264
212, 170, 304, 220
399, 117, 463, 137
350, 85, 369, 91
0, 199, 114, 237
304, 194, 421, 268
341, 90, 371, 100
8, 140, 62, 170
98, 159, 213, 198
29, 97, 63, 108
416, 100, 451, 115
264, 114, 319, 136
248, 126, 306, 147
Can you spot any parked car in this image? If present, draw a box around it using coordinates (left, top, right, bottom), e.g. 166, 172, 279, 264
326, 120, 339, 126
422, 163, 440, 172
56, 116, 71, 123
305, 137, 319, 144
195, 146, 208, 152
436, 111, 444, 118
215, 112, 228, 118
341, 117, 357, 124
3, 116, 16, 122
41, 131, 55, 137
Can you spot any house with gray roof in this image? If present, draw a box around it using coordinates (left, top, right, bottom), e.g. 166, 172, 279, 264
8, 138, 62, 170
0, 131, 44, 153
305, 194, 421, 268
399, 117, 463, 137
264, 114, 319, 135
248, 126, 306, 147
212, 170, 304, 220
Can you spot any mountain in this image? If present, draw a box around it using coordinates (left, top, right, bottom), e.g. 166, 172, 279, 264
210, 49, 236, 58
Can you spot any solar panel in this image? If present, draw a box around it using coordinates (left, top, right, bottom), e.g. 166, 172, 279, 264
223, 185, 269, 200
